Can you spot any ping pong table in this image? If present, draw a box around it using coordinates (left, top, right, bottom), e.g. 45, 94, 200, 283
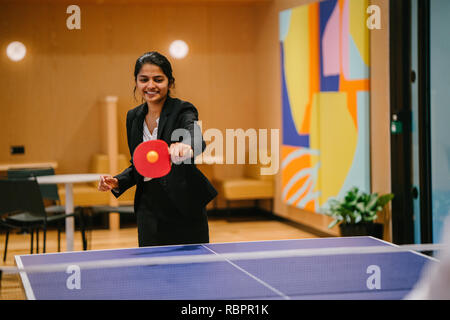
15, 236, 435, 300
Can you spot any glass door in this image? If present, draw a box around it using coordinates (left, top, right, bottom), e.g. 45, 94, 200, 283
411, 0, 421, 244
409, 0, 450, 244
429, 0, 450, 243
391, 0, 450, 244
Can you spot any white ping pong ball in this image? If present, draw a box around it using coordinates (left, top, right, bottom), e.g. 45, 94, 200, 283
6, 41, 27, 62
169, 40, 189, 59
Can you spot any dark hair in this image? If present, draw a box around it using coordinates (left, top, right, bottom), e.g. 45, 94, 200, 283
133, 51, 175, 102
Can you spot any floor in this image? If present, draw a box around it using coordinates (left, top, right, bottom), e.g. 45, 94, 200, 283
0, 212, 319, 300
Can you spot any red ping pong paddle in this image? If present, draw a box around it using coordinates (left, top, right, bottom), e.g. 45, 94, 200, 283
133, 140, 171, 178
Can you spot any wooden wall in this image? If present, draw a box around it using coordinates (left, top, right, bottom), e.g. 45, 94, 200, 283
0, 0, 392, 239
0, 0, 262, 178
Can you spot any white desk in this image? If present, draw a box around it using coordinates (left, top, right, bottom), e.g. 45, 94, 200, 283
0, 161, 58, 171
35, 174, 104, 251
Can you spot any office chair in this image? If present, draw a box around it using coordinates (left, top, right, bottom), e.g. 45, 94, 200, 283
7, 168, 87, 251
0, 179, 87, 261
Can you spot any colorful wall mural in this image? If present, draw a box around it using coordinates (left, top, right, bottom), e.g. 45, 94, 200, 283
280, 0, 371, 212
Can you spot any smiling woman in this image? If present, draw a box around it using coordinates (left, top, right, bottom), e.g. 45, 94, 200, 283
133, 52, 175, 103
137, 64, 171, 108
98, 51, 217, 248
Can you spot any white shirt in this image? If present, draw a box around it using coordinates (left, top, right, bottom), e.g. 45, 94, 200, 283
142, 117, 159, 181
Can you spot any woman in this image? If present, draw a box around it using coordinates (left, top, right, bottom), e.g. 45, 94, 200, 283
98, 51, 217, 247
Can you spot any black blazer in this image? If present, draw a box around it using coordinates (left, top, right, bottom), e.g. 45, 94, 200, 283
112, 96, 217, 220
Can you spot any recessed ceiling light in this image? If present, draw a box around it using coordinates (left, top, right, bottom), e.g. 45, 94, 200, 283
6, 41, 26, 62
169, 40, 189, 59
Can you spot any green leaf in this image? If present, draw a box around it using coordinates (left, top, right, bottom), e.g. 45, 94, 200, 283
366, 195, 379, 210
328, 219, 340, 229
364, 213, 377, 222
325, 188, 394, 226
377, 194, 394, 207
356, 202, 366, 213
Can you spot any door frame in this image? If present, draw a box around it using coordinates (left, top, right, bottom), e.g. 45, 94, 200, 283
389, 0, 414, 244
389, 0, 433, 244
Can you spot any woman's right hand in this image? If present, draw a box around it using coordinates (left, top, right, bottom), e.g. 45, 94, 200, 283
98, 175, 119, 192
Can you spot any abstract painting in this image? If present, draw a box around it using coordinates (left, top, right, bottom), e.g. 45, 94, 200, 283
280, 0, 371, 211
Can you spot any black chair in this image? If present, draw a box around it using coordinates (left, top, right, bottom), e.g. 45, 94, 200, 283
0, 179, 87, 261
7, 167, 65, 213
82, 205, 134, 250
89, 205, 134, 215
7, 167, 87, 251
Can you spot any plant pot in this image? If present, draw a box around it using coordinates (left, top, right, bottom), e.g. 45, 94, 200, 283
339, 222, 384, 239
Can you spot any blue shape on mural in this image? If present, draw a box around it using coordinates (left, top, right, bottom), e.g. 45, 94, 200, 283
319, 0, 339, 92
280, 43, 310, 148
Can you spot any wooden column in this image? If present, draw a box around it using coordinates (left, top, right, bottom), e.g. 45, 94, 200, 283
103, 96, 120, 230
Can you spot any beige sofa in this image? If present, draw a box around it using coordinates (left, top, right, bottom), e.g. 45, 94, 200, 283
213, 163, 274, 211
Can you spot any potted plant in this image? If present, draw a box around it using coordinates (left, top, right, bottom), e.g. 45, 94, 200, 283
324, 187, 394, 239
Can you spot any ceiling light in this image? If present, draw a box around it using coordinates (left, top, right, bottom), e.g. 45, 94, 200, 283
169, 40, 189, 59
6, 41, 26, 62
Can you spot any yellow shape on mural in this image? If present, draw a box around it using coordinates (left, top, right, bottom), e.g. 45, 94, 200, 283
309, 92, 321, 194
350, 0, 370, 66
310, 92, 358, 206
283, 6, 310, 134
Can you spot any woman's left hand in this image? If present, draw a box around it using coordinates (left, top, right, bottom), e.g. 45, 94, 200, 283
169, 142, 194, 164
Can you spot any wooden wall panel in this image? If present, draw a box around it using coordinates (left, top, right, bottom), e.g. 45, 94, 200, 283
0, 2, 259, 178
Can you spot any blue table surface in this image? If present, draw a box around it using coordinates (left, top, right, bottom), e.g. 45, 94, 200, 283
15, 237, 434, 300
